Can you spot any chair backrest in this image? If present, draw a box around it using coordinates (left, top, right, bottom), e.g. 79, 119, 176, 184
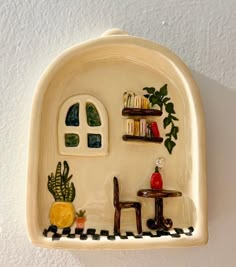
113, 177, 119, 207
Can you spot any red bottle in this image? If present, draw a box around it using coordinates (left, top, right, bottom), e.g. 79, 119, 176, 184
150, 122, 160, 137
150, 166, 163, 189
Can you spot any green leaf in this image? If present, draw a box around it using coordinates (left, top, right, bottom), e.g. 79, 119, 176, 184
66, 174, 73, 183
66, 182, 75, 202
158, 102, 163, 111
163, 117, 172, 128
154, 90, 161, 97
171, 115, 179, 121
156, 100, 163, 110
143, 87, 155, 94
144, 94, 150, 99
156, 98, 162, 106
47, 174, 55, 199
164, 138, 176, 154
159, 84, 168, 96
149, 95, 158, 106
171, 126, 179, 140
163, 97, 170, 103
165, 102, 176, 114
63, 161, 69, 179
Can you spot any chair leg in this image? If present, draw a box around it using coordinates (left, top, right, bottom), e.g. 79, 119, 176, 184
135, 206, 142, 234
114, 208, 121, 235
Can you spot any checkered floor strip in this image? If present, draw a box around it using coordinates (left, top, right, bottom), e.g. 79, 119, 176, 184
43, 226, 194, 241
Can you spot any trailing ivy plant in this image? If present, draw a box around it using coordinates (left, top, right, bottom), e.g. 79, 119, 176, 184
143, 84, 179, 154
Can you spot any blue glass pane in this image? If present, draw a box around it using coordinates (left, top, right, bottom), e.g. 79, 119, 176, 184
86, 103, 101, 126
66, 103, 79, 126
88, 134, 101, 148
65, 133, 79, 147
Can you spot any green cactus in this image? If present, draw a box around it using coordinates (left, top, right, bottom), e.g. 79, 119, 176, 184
76, 210, 86, 218
47, 161, 75, 202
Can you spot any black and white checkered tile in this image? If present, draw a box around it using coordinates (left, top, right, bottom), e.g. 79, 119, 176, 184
43, 225, 194, 241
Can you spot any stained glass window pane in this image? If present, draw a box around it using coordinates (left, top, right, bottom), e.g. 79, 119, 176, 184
86, 103, 101, 126
65, 133, 80, 147
87, 134, 101, 148
65, 103, 79, 126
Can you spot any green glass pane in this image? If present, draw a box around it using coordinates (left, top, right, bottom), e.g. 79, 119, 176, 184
87, 134, 101, 148
86, 103, 101, 126
65, 133, 79, 147
66, 103, 79, 126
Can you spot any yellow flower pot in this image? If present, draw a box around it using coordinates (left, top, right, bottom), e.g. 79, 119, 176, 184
49, 202, 75, 228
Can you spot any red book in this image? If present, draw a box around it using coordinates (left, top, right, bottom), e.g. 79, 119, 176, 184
150, 122, 160, 137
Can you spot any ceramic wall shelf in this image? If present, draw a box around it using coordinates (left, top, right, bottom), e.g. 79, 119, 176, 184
27, 29, 207, 250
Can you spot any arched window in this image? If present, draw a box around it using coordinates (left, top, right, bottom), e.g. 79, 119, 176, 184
58, 95, 108, 156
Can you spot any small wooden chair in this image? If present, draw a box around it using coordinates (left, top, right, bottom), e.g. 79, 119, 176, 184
113, 177, 142, 235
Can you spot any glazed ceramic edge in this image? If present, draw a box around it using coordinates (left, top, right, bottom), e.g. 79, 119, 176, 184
26, 29, 208, 249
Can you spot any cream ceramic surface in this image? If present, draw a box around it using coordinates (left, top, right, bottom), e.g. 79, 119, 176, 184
27, 29, 207, 249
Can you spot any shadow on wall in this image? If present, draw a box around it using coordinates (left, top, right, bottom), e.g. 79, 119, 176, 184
192, 71, 236, 224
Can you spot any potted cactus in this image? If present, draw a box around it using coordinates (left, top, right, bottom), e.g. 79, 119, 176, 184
75, 210, 86, 229
47, 161, 76, 228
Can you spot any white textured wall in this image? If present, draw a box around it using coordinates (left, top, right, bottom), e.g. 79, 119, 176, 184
0, 0, 235, 266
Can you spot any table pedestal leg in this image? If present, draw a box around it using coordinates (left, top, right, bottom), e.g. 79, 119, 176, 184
147, 198, 173, 230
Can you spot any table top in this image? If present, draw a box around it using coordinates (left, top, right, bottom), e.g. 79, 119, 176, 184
137, 189, 182, 198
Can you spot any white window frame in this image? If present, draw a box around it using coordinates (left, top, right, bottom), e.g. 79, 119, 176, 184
58, 94, 108, 156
